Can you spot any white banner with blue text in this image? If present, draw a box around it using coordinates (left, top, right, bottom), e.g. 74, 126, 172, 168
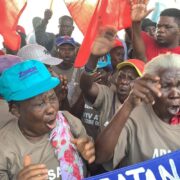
85, 150, 180, 180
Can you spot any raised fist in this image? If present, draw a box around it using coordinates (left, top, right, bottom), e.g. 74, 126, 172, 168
44, 9, 53, 21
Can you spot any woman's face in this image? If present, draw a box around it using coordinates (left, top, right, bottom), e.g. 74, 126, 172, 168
153, 67, 180, 122
15, 89, 59, 138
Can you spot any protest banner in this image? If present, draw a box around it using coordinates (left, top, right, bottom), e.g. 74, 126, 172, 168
85, 150, 180, 180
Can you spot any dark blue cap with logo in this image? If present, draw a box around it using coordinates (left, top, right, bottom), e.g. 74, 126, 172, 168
55, 36, 76, 47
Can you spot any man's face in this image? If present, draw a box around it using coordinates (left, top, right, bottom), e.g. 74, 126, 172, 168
156, 16, 180, 47
116, 66, 139, 103
59, 18, 74, 36
17, 90, 59, 137
57, 44, 76, 65
154, 68, 180, 122
110, 47, 125, 69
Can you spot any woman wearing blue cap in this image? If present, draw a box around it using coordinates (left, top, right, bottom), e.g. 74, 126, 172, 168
0, 60, 95, 180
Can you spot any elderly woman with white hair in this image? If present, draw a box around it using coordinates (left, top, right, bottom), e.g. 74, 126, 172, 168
95, 53, 180, 169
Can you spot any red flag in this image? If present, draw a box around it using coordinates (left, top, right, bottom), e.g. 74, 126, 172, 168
64, 0, 132, 67
0, 0, 27, 51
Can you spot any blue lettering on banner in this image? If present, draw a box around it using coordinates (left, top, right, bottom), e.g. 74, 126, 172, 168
84, 150, 180, 180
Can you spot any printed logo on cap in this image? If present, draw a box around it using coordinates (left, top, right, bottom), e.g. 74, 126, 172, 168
19, 66, 38, 80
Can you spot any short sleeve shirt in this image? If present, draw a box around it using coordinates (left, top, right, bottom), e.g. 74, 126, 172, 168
0, 111, 87, 180
141, 32, 180, 61
91, 84, 122, 130
113, 104, 180, 169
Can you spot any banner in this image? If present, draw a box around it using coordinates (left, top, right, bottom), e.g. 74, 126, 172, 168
85, 150, 180, 180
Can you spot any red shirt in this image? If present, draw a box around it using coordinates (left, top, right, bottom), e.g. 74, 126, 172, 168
169, 112, 180, 125
141, 32, 180, 62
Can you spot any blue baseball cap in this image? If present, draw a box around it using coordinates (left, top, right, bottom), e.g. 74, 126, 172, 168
55, 36, 76, 47
97, 53, 112, 69
0, 60, 60, 102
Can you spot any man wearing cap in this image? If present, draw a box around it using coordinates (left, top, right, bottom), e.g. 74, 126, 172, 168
0, 55, 23, 129
80, 28, 145, 131
54, 36, 77, 79
0, 60, 95, 179
109, 38, 126, 70
81, 59, 144, 130
79, 38, 126, 140
80, 28, 144, 172
35, 9, 75, 52
95, 53, 180, 170
53, 35, 83, 107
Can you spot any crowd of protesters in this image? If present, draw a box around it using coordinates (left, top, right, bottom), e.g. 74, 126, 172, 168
0, 0, 180, 179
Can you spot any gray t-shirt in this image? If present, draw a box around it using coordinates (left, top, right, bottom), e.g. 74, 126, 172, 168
91, 84, 122, 130
113, 104, 180, 169
81, 103, 100, 140
0, 99, 16, 129
0, 111, 87, 180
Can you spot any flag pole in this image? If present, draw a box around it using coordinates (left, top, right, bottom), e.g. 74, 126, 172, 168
49, 0, 54, 10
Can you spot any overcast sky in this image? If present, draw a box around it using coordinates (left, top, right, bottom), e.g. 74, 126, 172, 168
0, 0, 180, 48
18, 0, 180, 43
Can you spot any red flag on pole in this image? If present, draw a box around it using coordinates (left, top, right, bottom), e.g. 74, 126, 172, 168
0, 0, 27, 51
64, 0, 132, 67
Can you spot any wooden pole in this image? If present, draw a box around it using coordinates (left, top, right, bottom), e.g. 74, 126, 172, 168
49, 0, 54, 10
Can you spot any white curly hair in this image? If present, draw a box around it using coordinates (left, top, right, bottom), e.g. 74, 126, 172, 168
143, 53, 180, 75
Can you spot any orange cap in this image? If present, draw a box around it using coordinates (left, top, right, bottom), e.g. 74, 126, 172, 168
116, 59, 145, 77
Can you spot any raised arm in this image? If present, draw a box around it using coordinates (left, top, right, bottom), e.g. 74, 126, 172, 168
95, 74, 161, 163
130, 0, 153, 62
80, 54, 100, 104
80, 27, 117, 104
35, 9, 55, 51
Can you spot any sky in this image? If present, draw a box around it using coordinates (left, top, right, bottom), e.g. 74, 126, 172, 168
0, 0, 180, 49
19, 0, 84, 43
